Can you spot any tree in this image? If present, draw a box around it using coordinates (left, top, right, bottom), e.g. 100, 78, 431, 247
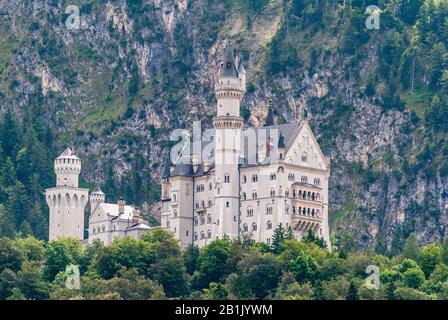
0, 237, 24, 272
303, 229, 327, 248
403, 233, 421, 263
17, 261, 49, 300
14, 236, 45, 262
271, 223, 294, 254
192, 239, 232, 289
93, 237, 155, 279
44, 239, 83, 281
203, 282, 228, 300
0, 269, 17, 299
288, 250, 319, 284
420, 243, 442, 277
239, 253, 282, 299
152, 256, 188, 297
403, 267, 425, 288
183, 245, 200, 275
442, 237, 448, 265
346, 281, 359, 300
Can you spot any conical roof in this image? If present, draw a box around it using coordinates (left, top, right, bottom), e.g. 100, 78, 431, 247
57, 148, 79, 159
162, 157, 171, 178
265, 100, 275, 126
219, 40, 238, 78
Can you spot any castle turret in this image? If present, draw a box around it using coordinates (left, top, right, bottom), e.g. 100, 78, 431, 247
45, 148, 89, 241
90, 186, 105, 213
213, 40, 245, 240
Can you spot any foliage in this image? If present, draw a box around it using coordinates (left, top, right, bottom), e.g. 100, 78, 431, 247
0, 229, 448, 300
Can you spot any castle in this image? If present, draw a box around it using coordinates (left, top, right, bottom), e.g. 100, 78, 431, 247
160, 41, 330, 248
45, 42, 330, 249
45, 148, 151, 245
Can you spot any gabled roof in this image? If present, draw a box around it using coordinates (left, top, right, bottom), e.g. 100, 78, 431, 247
99, 203, 135, 220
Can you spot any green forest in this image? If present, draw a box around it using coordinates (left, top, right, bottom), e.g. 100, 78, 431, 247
1, 228, 448, 300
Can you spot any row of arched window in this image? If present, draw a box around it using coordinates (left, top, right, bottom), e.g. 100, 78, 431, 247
194, 230, 212, 240
195, 199, 213, 209
241, 221, 272, 232
292, 190, 321, 201
92, 225, 105, 234
292, 206, 320, 217
194, 215, 213, 225
48, 193, 86, 207
242, 174, 259, 183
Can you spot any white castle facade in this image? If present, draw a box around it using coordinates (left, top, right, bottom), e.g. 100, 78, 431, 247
45, 149, 150, 245
45, 42, 330, 249
160, 42, 330, 248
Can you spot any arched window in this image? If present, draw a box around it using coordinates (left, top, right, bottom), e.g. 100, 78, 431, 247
252, 223, 257, 231
312, 192, 315, 201
266, 205, 273, 215
200, 231, 205, 239
285, 205, 290, 214
316, 193, 320, 201
242, 175, 247, 183
298, 206, 302, 215
243, 224, 248, 232
247, 206, 254, 217
301, 152, 308, 162
266, 221, 272, 230
207, 230, 212, 238
195, 202, 199, 209
194, 232, 198, 241
307, 208, 311, 216
207, 215, 212, 224
209, 183, 213, 190
288, 173, 295, 181
312, 209, 315, 217
314, 178, 321, 185
224, 173, 230, 183
172, 193, 177, 202
270, 173, 276, 180
316, 210, 320, 217
293, 206, 296, 214
186, 230, 189, 236
270, 189, 275, 198
242, 192, 247, 201
252, 174, 258, 182
200, 216, 205, 225
252, 191, 257, 199
301, 175, 308, 183
285, 189, 290, 197
194, 217, 198, 226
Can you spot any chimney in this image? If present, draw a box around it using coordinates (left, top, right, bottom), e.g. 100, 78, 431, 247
132, 209, 141, 224
192, 154, 200, 173
204, 159, 212, 172
118, 198, 125, 215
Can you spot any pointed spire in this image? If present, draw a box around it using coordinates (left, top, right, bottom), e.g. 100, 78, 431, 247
238, 59, 246, 74
278, 133, 285, 149
265, 99, 275, 126
219, 40, 238, 78
162, 156, 171, 179
93, 185, 104, 194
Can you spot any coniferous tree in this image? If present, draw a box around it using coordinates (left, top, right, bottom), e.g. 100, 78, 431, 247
403, 233, 421, 263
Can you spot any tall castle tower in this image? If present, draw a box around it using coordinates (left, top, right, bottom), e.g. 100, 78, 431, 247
213, 40, 246, 239
45, 148, 89, 241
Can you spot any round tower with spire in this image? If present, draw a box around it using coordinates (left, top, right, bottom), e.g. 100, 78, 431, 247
213, 40, 246, 240
45, 148, 89, 241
